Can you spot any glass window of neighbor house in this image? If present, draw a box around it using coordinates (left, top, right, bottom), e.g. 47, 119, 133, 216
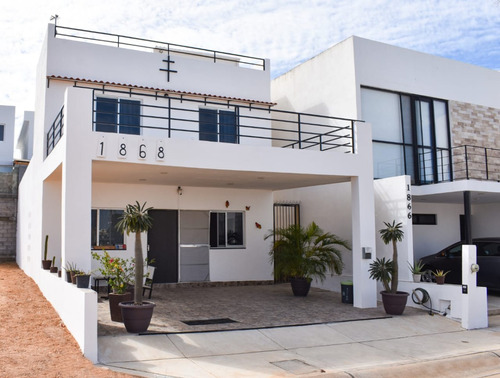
361, 87, 451, 185
0, 124, 4, 141
95, 97, 140, 135
91, 209, 124, 249
209, 211, 244, 248
199, 108, 238, 143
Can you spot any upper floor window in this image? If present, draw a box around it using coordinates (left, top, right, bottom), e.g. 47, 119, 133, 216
91, 209, 124, 249
199, 108, 238, 143
209, 211, 244, 248
95, 97, 140, 135
0, 124, 4, 141
361, 87, 451, 185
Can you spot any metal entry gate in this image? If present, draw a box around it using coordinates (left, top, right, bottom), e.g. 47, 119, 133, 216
272, 203, 300, 282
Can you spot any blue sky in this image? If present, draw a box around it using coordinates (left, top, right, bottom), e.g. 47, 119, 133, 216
1, 0, 499, 123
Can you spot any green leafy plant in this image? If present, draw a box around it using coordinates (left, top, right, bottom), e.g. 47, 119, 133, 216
91, 250, 134, 294
65, 261, 76, 272
265, 222, 350, 283
52, 256, 56, 266
115, 201, 153, 305
368, 257, 394, 292
379, 220, 404, 293
408, 260, 424, 274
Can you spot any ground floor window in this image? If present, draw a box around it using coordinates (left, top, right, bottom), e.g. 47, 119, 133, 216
0, 124, 4, 141
209, 211, 244, 248
91, 209, 125, 249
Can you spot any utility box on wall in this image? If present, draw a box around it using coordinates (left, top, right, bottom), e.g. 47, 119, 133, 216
341, 280, 353, 304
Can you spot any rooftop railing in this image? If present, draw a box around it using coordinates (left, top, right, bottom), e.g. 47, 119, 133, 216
54, 25, 266, 71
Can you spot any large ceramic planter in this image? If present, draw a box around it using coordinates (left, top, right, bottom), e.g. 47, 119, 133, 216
76, 274, 90, 289
119, 301, 156, 333
381, 291, 409, 315
109, 292, 133, 322
290, 277, 311, 297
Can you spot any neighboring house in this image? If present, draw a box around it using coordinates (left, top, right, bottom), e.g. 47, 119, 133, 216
272, 36, 500, 316
16, 110, 35, 161
0, 105, 18, 261
0, 105, 15, 170
16, 24, 375, 360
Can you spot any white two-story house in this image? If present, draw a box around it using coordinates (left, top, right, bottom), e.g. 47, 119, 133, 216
16, 24, 376, 361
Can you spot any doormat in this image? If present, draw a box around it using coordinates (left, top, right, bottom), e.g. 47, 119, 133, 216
182, 318, 238, 326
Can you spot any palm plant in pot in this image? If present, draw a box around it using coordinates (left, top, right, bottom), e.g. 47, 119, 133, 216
115, 201, 155, 333
266, 222, 350, 297
369, 220, 409, 315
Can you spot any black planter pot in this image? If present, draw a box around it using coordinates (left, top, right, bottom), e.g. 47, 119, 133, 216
109, 292, 133, 322
76, 274, 90, 289
66, 270, 72, 283
50, 266, 58, 274
41, 260, 52, 270
119, 301, 156, 333
381, 291, 409, 315
290, 277, 311, 297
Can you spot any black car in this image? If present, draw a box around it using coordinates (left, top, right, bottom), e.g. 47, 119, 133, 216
419, 238, 500, 289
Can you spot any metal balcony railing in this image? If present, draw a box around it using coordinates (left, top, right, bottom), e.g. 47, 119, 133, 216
452, 145, 500, 181
46, 106, 64, 156
89, 88, 359, 154
54, 25, 266, 71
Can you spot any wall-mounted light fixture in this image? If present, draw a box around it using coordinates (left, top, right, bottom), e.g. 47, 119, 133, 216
177, 186, 183, 195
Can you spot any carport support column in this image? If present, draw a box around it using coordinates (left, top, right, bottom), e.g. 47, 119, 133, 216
461, 244, 487, 329
351, 175, 377, 308
61, 87, 93, 274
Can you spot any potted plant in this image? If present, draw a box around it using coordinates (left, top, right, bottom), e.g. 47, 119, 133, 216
75, 270, 91, 289
408, 260, 424, 283
91, 250, 134, 322
116, 201, 155, 333
64, 261, 76, 283
433, 269, 450, 285
49, 256, 58, 274
369, 220, 409, 315
41, 235, 52, 270
266, 222, 350, 297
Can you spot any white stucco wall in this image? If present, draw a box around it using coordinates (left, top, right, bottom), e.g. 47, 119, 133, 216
352, 36, 500, 109
273, 182, 354, 292
374, 175, 414, 283
91, 183, 274, 282
412, 201, 463, 261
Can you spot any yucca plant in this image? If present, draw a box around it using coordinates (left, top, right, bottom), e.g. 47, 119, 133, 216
266, 222, 350, 285
379, 220, 404, 293
116, 201, 153, 305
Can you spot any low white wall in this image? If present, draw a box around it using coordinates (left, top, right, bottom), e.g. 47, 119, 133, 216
398, 281, 462, 319
37, 269, 98, 363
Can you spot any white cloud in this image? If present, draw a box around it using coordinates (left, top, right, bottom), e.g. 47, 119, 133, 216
0, 0, 499, 124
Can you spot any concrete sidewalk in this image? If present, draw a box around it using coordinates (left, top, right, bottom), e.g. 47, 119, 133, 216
97, 314, 500, 377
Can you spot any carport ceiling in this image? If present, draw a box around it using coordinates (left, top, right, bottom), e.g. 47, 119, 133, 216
413, 190, 500, 204
92, 161, 350, 190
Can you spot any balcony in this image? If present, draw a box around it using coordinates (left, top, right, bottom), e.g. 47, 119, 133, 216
84, 88, 358, 154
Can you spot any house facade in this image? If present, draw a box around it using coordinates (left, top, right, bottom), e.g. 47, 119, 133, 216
16, 25, 376, 360
272, 36, 499, 319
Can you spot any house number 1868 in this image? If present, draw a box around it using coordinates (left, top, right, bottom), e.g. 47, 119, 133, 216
96, 138, 165, 161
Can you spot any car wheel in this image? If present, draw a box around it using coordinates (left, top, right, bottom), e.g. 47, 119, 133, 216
421, 270, 435, 283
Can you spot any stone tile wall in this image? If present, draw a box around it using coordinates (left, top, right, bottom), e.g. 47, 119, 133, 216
449, 101, 500, 181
